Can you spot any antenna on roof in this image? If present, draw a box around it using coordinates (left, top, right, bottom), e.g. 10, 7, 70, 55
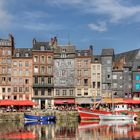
68, 33, 71, 45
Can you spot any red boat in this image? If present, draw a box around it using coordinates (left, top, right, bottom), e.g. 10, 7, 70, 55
78, 106, 138, 120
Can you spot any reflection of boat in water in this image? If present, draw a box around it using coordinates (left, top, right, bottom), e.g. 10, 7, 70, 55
24, 120, 56, 126
78, 120, 136, 129
24, 113, 56, 121
0, 131, 36, 139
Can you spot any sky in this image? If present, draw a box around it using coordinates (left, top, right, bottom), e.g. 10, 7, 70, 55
0, 0, 140, 54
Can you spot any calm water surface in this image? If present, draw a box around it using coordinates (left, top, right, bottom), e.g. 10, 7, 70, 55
0, 119, 139, 140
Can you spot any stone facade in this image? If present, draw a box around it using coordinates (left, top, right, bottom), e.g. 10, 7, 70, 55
54, 45, 75, 104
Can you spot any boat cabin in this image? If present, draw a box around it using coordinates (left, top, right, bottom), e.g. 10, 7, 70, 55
114, 104, 128, 111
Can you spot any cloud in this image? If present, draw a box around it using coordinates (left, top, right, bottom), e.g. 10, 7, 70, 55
49, 0, 140, 23
0, 0, 12, 29
88, 22, 107, 32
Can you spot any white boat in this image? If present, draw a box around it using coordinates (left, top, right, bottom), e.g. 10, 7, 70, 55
99, 113, 136, 120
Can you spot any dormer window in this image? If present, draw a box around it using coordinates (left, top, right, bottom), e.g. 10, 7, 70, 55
16, 53, 20, 57
40, 46, 45, 51
25, 53, 29, 57
78, 53, 81, 56
62, 49, 66, 52
85, 52, 88, 56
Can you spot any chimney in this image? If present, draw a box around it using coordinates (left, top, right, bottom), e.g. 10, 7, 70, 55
32, 38, 36, 45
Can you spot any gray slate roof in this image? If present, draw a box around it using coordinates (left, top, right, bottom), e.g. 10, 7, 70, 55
101, 48, 114, 56
13, 48, 32, 58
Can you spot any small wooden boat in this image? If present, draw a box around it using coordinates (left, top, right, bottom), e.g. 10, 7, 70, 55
24, 113, 56, 121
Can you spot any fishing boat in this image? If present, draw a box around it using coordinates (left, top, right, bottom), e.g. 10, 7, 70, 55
24, 113, 56, 121
77, 105, 138, 120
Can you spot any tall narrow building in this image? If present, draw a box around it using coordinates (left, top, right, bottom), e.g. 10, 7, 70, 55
32, 39, 54, 109
75, 46, 93, 104
0, 34, 14, 100
54, 44, 75, 105
11, 48, 33, 100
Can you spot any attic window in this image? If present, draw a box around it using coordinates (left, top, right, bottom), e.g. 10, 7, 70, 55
16, 53, 20, 57
78, 53, 80, 56
62, 49, 66, 52
85, 52, 88, 56
40, 46, 45, 51
25, 53, 29, 57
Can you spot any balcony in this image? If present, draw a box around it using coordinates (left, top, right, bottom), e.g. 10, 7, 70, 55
33, 83, 53, 88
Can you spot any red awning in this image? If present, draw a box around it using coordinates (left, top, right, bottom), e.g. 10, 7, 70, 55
0, 100, 37, 106
123, 99, 140, 104
54, 99, 75, 104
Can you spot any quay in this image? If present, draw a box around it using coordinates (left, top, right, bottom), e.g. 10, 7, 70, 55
0, 110, 140, 122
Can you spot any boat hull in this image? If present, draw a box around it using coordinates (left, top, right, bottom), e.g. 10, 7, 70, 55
24, 114, 56, 121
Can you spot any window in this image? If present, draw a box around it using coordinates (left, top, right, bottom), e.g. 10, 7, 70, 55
25, 79, 29, 84
41, 77, 44, 84
78, 70, 81, 76
25, 70, 29, 76
34, 90, 38, 95
107, 60, 111, 64
93, 82, 96, 88
34, 56, 38, 63
41, 66, 45, 74
2, 88, 5, 93
19, 70, 22, 75
84, 60, 88, 66
8, 88, 11, 92
35, 77, 38, 84
2, 67, 5, 74
25, 87, 29, 92
84, 79, 88, 86
25, 53, 29, 57
25, 61, 29, 67
113, 83, 117, 88
7, 50, 11, 55
136, 74, 140, 80
70, 90, 73, 95
2, 77, 6, 82
48, 56, 52, 63
13, 61, 17, 66
48, 66, 52, 74
41, 56, 45, 63
19, 87, 22, 92
107, 75, 111, 79
19, 61, 22, 67
92, 65, 96, 70
97, 73, 100, 79
13, 87, 17, 92
84, 92, 88, 96
13, 78, 17, 83
48, 77, 51, 84
41, 89, 45, 95
97, 65, 100, 70
8, 77, 11, 82
19, 78, 22, 83
34, 66, 38, 73
56, 90, 60, 95
77, 79, 81, 85
48, 89, 51, 96
136, 83, 140, 90
113, 75, 117, 79
97, 82, 100, 89
40, 46, 45, 51
16, 53, 20, 57
8, 68, 11, 74
84, 70, 88, 76
63, 90, 66, 95
7, 58, 11, 64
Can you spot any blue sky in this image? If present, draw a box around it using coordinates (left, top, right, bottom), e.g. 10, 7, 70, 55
0, 0, 140, 54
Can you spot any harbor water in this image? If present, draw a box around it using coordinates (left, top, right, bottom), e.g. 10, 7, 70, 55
0, 119, 139, 140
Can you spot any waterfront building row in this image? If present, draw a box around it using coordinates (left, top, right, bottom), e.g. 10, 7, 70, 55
0, 34, 140, 109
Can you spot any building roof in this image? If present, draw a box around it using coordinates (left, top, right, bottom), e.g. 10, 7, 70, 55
91, 55, 101, 63
13, 48, 32, 58
32, 39, 52, 51
101, 48, 114, 56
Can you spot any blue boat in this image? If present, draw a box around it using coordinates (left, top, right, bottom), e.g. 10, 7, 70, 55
24, 113, 56, 122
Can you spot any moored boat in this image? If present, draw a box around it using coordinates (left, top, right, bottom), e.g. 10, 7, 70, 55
24, 113, 56, 121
